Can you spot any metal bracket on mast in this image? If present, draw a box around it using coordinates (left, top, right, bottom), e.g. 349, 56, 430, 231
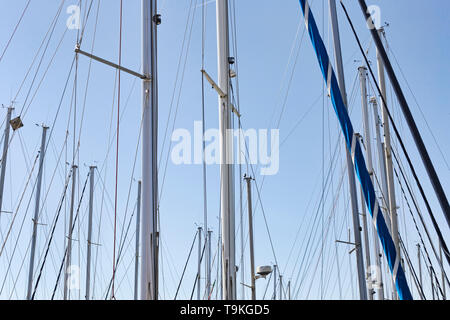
75, 46, 150, 80
231, 104, 241, 118
336, 240, 359, 247
201, 69, 226, 98
335, 239, 361, 255
201, 69, 241, 119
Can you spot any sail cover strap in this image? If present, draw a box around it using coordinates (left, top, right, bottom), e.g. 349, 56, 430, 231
297, 0, 413, 300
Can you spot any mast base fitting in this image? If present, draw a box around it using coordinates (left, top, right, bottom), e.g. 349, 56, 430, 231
153, 14, 162, 25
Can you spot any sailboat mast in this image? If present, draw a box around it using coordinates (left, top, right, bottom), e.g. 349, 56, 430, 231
207, 230, 212, 299
370, 97, 390, 229
375, 28, 400, 300
358, 66, 384, 300
329, 0, 367, 300
358, 0, 450, 232
417, 244, 423, 289
64, 165, 77, 300
26, 125, 48, 300
216, 0, 236, 300
134, 181, 142, 300
244, 176, 256, 300
0, 107, 13, 218
358, 66, 386, 300
141, 0, 159, 300
85, 166, 96, 300
197, 226, 203, 300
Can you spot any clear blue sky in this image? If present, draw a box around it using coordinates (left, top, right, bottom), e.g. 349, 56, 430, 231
0, 0, 448, 300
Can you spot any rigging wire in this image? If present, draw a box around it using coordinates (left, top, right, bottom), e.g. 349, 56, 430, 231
48, 171, 90, 300
200, 0, 210, 297
91, 68, 140, 297
0, 56, 75, 297
30, 169, 74, 299
0, 0, 32, 64
384, 36, 450, 172
174, 231, 198, 300
0, 153, 39, 297
189, 239, 207, 300
339, 0, 450, 270
234, 104, 280, 271
1, 1, 96, 290
11, 1, 66, 110
159, 0, 198, 202
18, 1, 66, 118
287, 71, 360, 298
392, 148, 450, 288
158, 0, 196, 171
111, 0, 124, 300
101, 94, 144, 299
399, 236, 426, 299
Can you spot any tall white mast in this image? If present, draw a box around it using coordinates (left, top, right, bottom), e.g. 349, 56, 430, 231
0, 107, 13, 220
359, 186, 373, 300
370, 97, 390, 230
376, 27, 400, 300
141, 0, 159, 300
26, 125, 48, 300
369, 96, 387, 300
329, 0, 367, 300
64, 165, 77, 300
216, 0, 236, 300
358, 67, 384, 300
85, 165, 96, 300
244, 176, 256, 300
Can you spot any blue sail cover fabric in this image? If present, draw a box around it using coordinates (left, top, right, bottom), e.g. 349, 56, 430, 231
298, 0, 412, 300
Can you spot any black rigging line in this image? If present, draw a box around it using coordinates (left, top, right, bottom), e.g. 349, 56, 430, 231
18, 1, 65, 117
30, 168, 73, 300
355, 0, 450, 230
174, 231, 198, 300
103, 191, 140, 300
262, 270, 273, 300
339, 0, 450, 269
399, 236, 426, 300
420, 247, 445, 300
392, 148, 450, 288
49, 171, 90, 300
189, 238, 207, 300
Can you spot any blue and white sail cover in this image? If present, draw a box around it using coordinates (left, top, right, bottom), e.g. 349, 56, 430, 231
298, 0, 413, 300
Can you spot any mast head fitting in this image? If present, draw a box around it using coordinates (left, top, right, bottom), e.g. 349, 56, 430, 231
228, 57, 235, 65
